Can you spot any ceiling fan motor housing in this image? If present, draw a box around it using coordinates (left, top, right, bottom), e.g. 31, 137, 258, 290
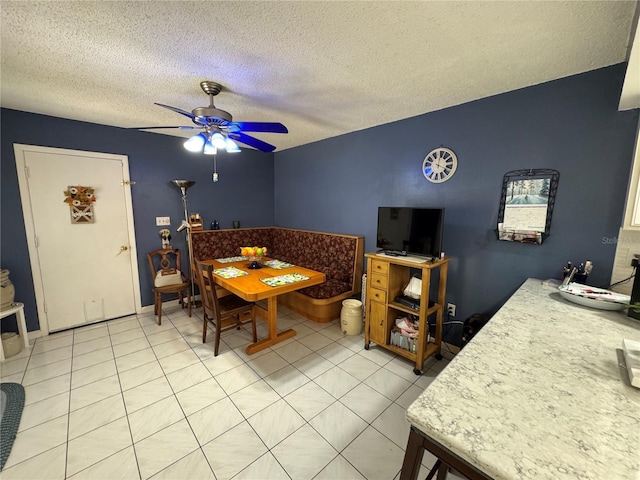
192, 107, 233, 124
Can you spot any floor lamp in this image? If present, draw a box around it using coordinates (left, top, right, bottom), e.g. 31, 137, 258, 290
172, 180, 200, 308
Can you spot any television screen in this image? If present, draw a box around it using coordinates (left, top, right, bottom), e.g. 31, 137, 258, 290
376, 207, 444, 258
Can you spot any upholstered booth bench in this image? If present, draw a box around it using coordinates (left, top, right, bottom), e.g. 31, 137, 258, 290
191, 227, 364, 323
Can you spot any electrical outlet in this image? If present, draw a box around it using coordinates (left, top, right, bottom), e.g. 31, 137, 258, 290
156, 216, 170, 226
447, 303, 456, 317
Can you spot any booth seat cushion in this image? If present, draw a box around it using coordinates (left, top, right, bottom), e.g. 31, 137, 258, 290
299, 278, 352, 299
191, 228, 273, 260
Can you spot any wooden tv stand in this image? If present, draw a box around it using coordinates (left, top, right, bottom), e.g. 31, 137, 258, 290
364, 252, 449, 374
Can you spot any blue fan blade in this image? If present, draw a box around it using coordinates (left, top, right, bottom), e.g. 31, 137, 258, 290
229, 122, 288, 133
155, 103, 196, 120
229, 132, 277, 152
128, 126, 200, 130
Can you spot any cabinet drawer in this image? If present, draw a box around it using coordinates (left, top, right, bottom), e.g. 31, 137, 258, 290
369, 287, 387, 304
370, 273, 388, 290
370, 260, 389, 274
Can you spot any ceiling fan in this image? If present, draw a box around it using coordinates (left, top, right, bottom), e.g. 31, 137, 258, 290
132, 81, 288, 153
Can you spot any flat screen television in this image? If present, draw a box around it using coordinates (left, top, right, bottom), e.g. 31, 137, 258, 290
376, 207, 445, 258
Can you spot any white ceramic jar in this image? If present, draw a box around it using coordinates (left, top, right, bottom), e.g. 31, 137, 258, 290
0, 269, 15, 311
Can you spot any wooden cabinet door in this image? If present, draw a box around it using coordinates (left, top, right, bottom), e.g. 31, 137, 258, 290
368, 301, 387, 345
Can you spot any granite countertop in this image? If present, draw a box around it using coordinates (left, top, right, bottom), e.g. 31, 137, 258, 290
406, 278, 640, 480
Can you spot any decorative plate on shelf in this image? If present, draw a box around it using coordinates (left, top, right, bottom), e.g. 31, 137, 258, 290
557, 283, 630, 311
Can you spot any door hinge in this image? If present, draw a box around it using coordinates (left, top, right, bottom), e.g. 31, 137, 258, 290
24, 166, 30, 178
34, 236, 39, 247
121, 180, 136, 186
43, 301, 47, 313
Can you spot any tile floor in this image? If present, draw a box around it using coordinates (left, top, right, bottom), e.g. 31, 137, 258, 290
0, 303, 461, 480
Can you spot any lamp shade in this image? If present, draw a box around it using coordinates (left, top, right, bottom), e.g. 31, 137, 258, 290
225, 138, 241, 153
184, 133, 206, 152
203, 138, 217, 155
211, 132, 227, 149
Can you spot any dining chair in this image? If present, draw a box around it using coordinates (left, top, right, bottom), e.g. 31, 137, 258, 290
147, 248, 192, 325
196, 259, 257, 356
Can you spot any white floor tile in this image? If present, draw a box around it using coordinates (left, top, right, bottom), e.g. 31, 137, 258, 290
165, 362, 212, 393
67, 446, 140, 480
372, 402, 412, 449
214, 363, 261, 395
271, 424, 337, 480
0, 443, 67, 480
115, 347, 157, 373
128, 395, 185, 443
109, 326, 146, 346
134, 418, 199, 479
27, 346, 73, 369
314, 366, 360, 399
315, 454, 366, 480
229, 379, 281, 418
202, 422, 267, 480
152, 337, 191, 359
337, 353, 381, 381
23, 373, 71, 405
201, 349, 245, 376
234, 452, 290, 480
112, 337, 151, 358
364, 368, 412, 401
157, 348, 200, 374
247, 399, 305, 448
3, 415, 68, 470
31, 334, 73, 355
122, 376, 173, 413
310, 401, 368, 452
22, 358, 72, 386
118, 360, 164, 392
73, 324, 109, 344
263, 364, 310, 396
284, 381, 336, 421
292, 352, 334, 379
297, 332, 334, 351
146, 327, 182, 346
187, 396, 244, 445
69, 374, 120, 411
71, 359, 117, 389
175, 377, 226, 417
72, 336, 111, 357
71, 347, 114, 371
341, 383, 392, 423
342, 427, 405, 480
6, 309, 454, 480
150, 449, 215, 480
273, 340, 313, 364
19, 391, 69, 432
247, 350, 289, 378
69, 393, 126, 440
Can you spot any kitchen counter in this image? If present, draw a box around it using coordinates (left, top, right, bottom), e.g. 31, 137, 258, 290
405, 278, 640, 480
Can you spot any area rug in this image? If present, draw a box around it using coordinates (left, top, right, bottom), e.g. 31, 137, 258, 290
0, 383, 25, 471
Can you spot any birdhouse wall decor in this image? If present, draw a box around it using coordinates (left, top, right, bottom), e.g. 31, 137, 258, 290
63, 185, 96, 224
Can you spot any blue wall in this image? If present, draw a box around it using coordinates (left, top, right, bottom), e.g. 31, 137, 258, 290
1, 110, 275, 331
274, 64, 639, 343
2, 64, 638, 342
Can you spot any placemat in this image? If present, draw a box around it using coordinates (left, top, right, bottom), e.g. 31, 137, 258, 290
216, 256, 249, 263
261, 273, 309, 287
213, 266, 248, 279
263, 259, 295, 269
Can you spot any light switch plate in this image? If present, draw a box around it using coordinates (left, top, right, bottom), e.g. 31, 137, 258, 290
156, 216, 170, 226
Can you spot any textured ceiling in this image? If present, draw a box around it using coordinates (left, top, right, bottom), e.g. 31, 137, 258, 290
1, 1, 638, 152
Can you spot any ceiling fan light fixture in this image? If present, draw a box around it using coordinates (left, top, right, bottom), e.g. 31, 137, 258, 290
211, 132, 227, 149
225, 138, 241, 153
184, 133, 206, 152
203, 138, 217, 155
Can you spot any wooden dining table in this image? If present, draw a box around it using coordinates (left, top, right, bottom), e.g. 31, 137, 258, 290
200, 257, 325, 355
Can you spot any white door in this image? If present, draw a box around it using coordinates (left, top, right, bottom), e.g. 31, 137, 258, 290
14, 144, 141, 333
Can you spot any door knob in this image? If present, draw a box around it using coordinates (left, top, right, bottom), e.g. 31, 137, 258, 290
120, 245, 128, 252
